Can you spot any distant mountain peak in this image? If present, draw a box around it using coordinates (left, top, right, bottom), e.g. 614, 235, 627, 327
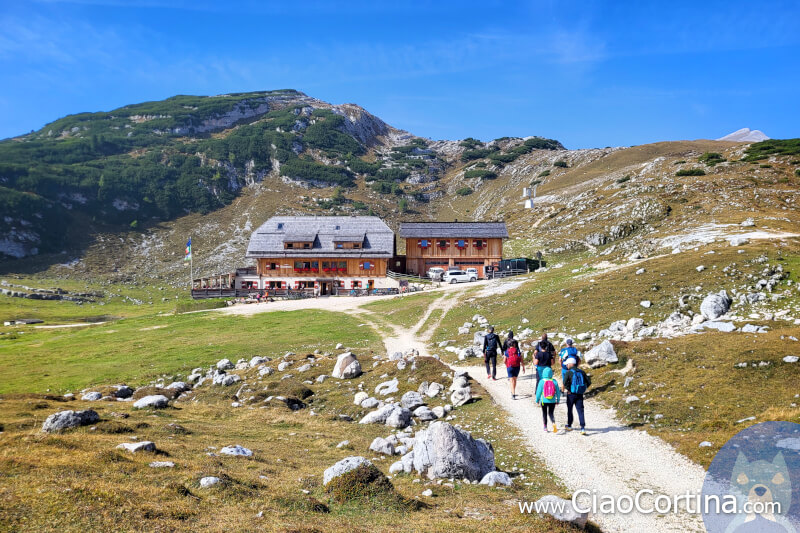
717, 128, 769, 142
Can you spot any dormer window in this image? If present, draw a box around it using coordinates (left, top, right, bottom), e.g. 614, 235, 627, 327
336, 243, 344, 249
353, 243, 360, 249
303, 243, 310, 249
286, 242, 293, 249
277, 223, 284, 230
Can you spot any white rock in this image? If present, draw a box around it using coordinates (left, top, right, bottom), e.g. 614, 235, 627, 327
277, 361, 292, 372
335, 343, 344, 350
354, 392, 369, 405
323, 456, 371, 485
375, 378, 399, 396
401, 391, 425, 410
625, 396, 640, 404
426, 382, 443, 397
431, 406, 445, 418
336, 440, 350, 449
200, 476, 221, 488
133, 395, 169, 409
42, 410, 99, 432
332, 352, 362, 379
259, 366, 274, 377
584, 340, 618, 368
297, 364, 311, 372
783, 356, 799, 363
117, 441, 156, 453
450, 387, 472, 407
729, 236, 749, 246
534, 495, 588, 528
220, 445, 253, 457
699, 441, 713, 448
216, 359, 234, 370
413, 406, 437, 421
359, 404, 397, 425
635, 268, 646, 275
700, 290, 731, 320
369, 437, 395, 455
81, 391, 102, 401
640, 300, 651, 308
421, 489, 433, 497
386, 407, 412, 429
696, 265, 706, 272
149, 461, 174, 468
212, 374, 241, 387
412, 421, 494, 481
360, 397, 380, 409
480, 471, 512, 486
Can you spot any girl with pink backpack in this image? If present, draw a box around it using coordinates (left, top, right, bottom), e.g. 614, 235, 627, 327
535, 366, 561, 433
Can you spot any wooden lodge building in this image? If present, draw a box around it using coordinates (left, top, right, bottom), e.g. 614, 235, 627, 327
399, 221, 508, 278
191, 216, 509, 297
242, 215, 395, 295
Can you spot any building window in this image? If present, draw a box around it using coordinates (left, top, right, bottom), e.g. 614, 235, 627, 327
419, 239, 430, 248
353, 243, 361, 249
456, 239, 466, 249
311, 261, 319, 272
361, 261, 374, 270
438, 239, 448, 248
352, 280, 362, 289
277, 223, 284, 230
474, 239, 485, 249
268, 281, 282, 289
336, 242, 344, 249
303, 242, 311, 249
269, 262, 278, 270
338, 261, 347, 272
285, 242, 294, 249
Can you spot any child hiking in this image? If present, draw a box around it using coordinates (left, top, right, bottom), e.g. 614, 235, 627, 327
535, 366, 561, 433
558, 338, 581, 384
502, 331, 525, 400
562, 357, 591, 435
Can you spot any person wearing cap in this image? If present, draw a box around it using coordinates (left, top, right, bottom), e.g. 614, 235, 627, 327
562, 357, 591, 435
482, 326, 502, 380
558, 338, 581, 384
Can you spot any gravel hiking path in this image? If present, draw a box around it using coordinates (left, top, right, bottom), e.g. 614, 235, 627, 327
464, 367, 707, 533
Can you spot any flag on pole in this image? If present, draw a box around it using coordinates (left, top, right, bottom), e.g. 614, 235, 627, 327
184, 238, 192, 262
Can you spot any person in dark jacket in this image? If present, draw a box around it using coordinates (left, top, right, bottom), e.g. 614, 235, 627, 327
533, 332, 556, 388
562, 357, 590, 435
482, 326, 502, 380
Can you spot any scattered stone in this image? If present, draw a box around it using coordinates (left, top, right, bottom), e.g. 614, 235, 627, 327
336, 440, 350, 449
360, 397, 380, 409
729, 236, 749, 246
699, 441, 713, 448
359, 404, 396, 425
584, 340, 618, 368
421, 489, 433, 497
534, 495, 588, 528
354, 392, 369, 405
277, 361, 292, 372
696, 265, 706, 272
220, 445, 253, 457
412, 421, 494, 481
133, 395, 169, 409
335, 343, 344, 350
375, 378, 399, 396
200, 476, 221, 488
369, 437, 395, 455
400, 391, 425, 410
117, 441, 157, 453
413, 406, 437, 421
625, 396, 640, 404
386, 407, 412, 429
259, 366, 274, 377
783, 356, 799, 363
42, 409, 99, 432
212, 374, 241, 386
165, 381, 190, 392
216, 359, 234, 370
692, 321, 736, 333
113, 385, 134, 399
635, 268, 646, 275
426, 382, 443, 398
640, 300, 651, 308
431, 406, 446, 418
315, 374, 328, 383
149, 461, 174, 468
332, 352, 362, 379
81, 392, 102, 401
323, 456, 371, 486
700, 290, 731, 320
450, 387, 472, 407
480, 471, 512, 487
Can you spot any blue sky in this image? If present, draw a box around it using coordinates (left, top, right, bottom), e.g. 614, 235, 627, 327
1, 0, 798, 148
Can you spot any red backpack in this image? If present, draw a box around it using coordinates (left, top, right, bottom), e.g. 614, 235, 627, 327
506, 346, 522, 367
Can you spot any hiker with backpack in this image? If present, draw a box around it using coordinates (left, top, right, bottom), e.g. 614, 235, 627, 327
533, 332, 556, 388
558, 338, 581, 384
502, 331, 525, 399
562, 357, 591, 435
535, 366, 561, 433
482, 326, 502, 380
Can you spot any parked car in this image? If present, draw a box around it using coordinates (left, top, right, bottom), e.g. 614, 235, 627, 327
443, 269, 477, 284
465, 268, 479, 279
427, 267, 445, 281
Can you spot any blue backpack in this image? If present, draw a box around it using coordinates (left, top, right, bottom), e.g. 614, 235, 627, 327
570, 369, 588, 395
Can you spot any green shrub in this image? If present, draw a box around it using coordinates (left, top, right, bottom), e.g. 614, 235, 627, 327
743, 139, 800, 161
461, 147, 498, 162
616, 175, 631, 184
795, 169, 800, 177
760, 164, 772, 168
676, 168, 706, 176
673, 160, 686, 164
456, 187, 473, 196
280, 158, 354, 186
375, 168, 410, 182
553, 160, 568, 168
538, 169, 550, 177
325, 464, 410, 509
459, 137, 482, 149
698, 152, 726, 166
463, 169, 497, 179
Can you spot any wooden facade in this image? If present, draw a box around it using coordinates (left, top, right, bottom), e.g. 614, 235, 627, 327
403, 238, 503, 277
256, 257, 388, 278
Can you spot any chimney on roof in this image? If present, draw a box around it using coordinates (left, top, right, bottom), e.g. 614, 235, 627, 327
454, 218, 458, 223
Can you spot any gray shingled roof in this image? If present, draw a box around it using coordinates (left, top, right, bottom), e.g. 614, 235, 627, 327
246, 216, 394, 258
398, 221, 509, 239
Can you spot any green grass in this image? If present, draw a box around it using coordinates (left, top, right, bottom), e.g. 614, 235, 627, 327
361, 291, 442, 330
0, 343, 581, 532
0, 277, 185, 324
0, 309, 382, 394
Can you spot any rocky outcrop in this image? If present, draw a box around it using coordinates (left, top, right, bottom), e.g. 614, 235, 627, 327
412, 422, 495, 481
42, 410, 99, 432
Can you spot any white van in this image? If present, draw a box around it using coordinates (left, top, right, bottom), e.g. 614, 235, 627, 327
427, 267, 445, 281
